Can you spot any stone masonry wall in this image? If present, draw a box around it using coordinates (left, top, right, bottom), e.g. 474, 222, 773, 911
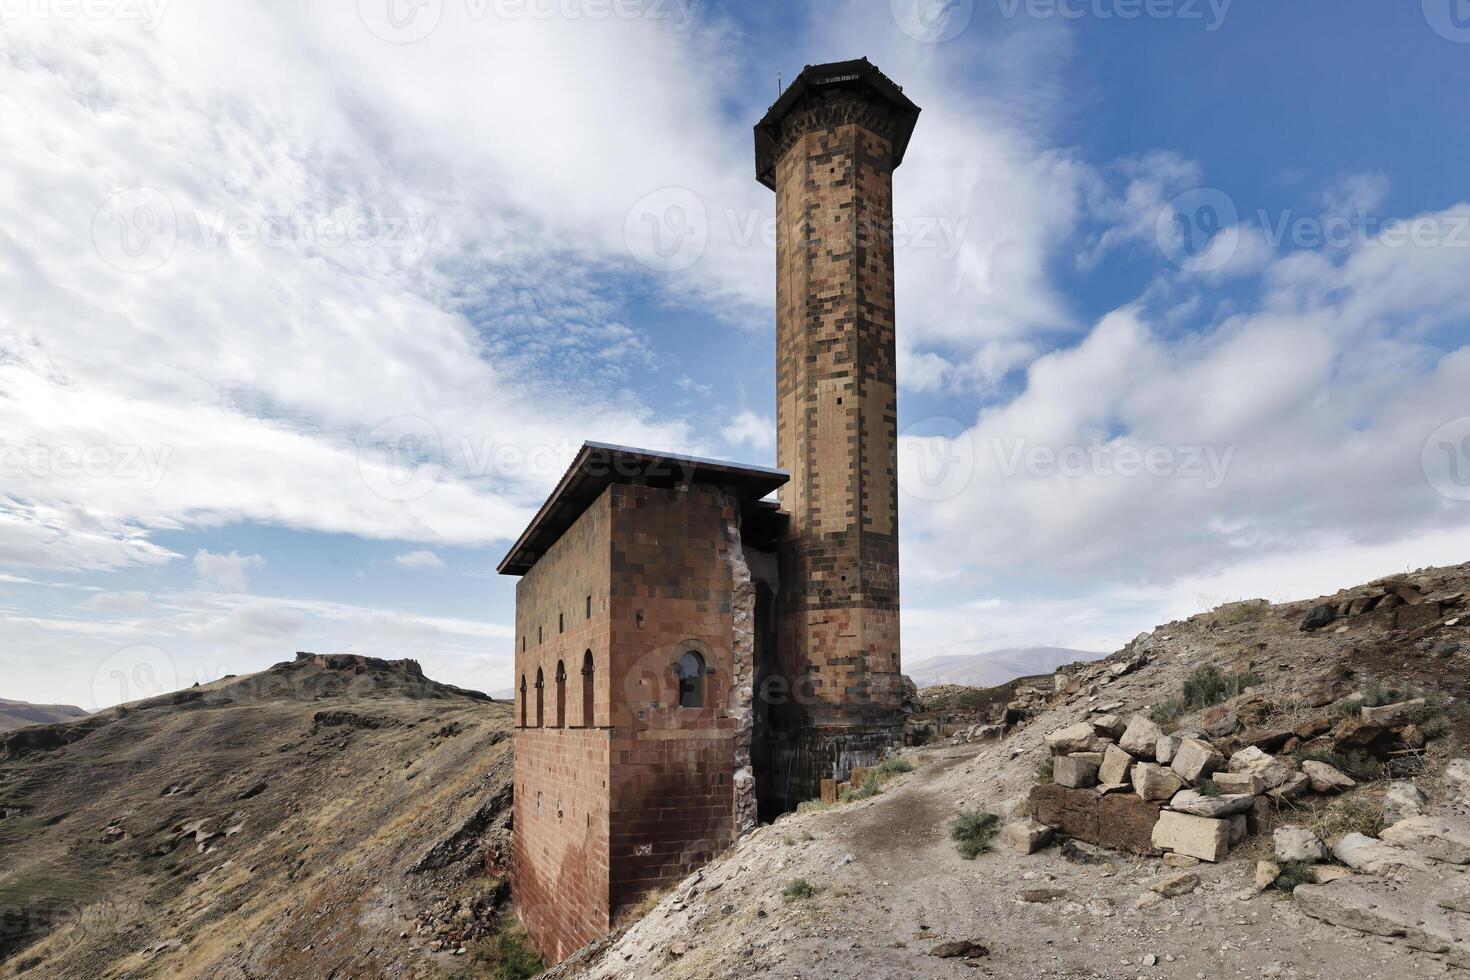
513, 491, 613, 963
605, 483, 745, 916
769, 89, 905, 805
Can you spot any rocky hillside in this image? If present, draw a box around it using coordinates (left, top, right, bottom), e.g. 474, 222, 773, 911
549, 562, 1470, 979
0, 700, 88, 734
0, 653, 515, 979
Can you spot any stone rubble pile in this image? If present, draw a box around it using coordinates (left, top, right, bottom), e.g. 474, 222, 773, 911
1022, 692, 1433, 864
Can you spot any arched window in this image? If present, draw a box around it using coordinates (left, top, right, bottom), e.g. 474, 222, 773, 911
534, 667, 545, 727
677, 651, 706, 708
581, 650, 594, 727
519, 675, 528, 728
554, 660, 567, 728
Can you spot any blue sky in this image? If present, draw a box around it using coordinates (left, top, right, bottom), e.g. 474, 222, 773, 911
3, 0, 1470, 709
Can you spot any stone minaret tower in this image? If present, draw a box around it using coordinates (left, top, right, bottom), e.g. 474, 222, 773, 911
754, 59, 920, 808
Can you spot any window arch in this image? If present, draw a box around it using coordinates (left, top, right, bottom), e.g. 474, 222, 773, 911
519, 674, 528, 728
581, 650, 594, 727
534, 667, 545, 727
676, 651, 706, 708
554, 660, 567, 728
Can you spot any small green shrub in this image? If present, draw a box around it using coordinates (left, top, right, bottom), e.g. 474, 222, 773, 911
949, 810, 1001, 859
1180, 664, 1264, 711
1271, 860, 1315, 893
469, 919, 544, 980
1405, 694, 1452, 726
1034, 758, 1054, 784
1195, 778, 1222, 797
796, 799, 833, 816
782, 878, 817, 902
1304, 797, 1386, 841
840, 771, 884, 802
1150, 697, 1185, 726
1423, 714, 1453, 740
873, 757, 915, 777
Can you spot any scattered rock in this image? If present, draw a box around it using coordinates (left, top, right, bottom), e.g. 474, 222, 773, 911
1301, 760, 1356, 794
1295, 878, 1470, 969
1309, 865, 1353, 885
1444, 759, 1470, 801
1054, 756, 1100, 789
1001, 820, 1054, 855
1152, 811, 1231, 863
1361, 698, 1428, 727
1383, 781, 1429, 825
1018, 888, 1069, 904
1119, 715, 1165, 759
1135, 891, 1167, 910
1162, 853, 1201, 869
1091, 714, 1125, 740
1267, 773, 1312, 803
1133, 763, 1184, 802
929, 940, 989, 960
1300, 604, 1337, 632
1046, 724, 1099, 756
1155, 735, 1181, 766
1382, 816, 1470, 865
1228, 746, 1293, 789
1211, 772, 1266, 795
1167, 790, 1254, 818
1170, 738, 1225, 783
1273, 827, 1328, 863
1151, 871, 1200, 897
1099, 744, 1135, 786
1255, 860, 1281, 891
1332, 832, 1429, 876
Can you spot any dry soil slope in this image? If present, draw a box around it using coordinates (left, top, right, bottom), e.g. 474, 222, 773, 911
552, 562, 1470, 980
0, 653, 515, 979
0, 700, 89, 734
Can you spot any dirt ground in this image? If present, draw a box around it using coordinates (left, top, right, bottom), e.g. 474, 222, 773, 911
551, 564, 1470, 979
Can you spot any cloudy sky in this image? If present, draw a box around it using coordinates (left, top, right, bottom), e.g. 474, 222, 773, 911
3, 1, 1469, 710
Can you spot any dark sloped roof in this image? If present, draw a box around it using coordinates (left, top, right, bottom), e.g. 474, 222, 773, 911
496, 442, 788, 576
754, 57, 921, 189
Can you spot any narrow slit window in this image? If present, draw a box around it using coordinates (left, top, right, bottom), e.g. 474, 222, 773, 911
676, 651, 706, 709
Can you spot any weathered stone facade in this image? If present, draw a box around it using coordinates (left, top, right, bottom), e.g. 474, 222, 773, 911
757, 59, 920, 810
503, 59, 920, 963
504, 454, 784, 962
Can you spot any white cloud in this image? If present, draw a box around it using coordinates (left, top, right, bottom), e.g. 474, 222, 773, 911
721, 411, 774, 453
82, 591, 152, 613
0, 587, 514, 710
395, 549, 446, 570
902, 202, 1470, 591
193, 550, 265, 592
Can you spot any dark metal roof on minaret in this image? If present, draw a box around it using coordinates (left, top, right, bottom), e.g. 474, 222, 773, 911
754, 57, 922, 189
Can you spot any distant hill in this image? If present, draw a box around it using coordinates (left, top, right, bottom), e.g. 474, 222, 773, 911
0, 697, 89, 733
905, 647, 1104, 689
0, 652, 514, 977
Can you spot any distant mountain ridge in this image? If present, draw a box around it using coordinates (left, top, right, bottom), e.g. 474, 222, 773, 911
905, 647, 1105, 689
0, 697, 89, 733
